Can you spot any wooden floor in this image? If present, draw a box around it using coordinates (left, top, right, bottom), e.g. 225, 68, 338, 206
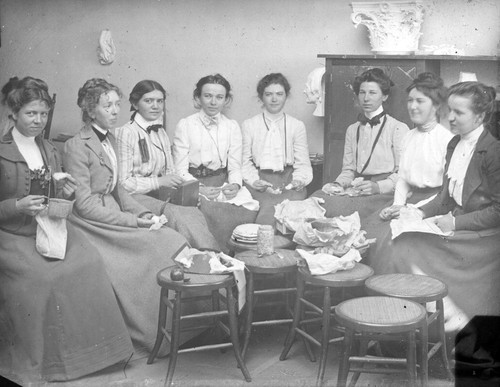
5, 324, 474, 387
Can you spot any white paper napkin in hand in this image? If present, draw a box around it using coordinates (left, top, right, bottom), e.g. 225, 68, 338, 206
296, 248, 361, 276
149, 214, 168, 231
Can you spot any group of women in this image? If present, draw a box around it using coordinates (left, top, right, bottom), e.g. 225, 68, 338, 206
0, 67, 499, 383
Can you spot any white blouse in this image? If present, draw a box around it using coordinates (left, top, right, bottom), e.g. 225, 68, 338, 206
447, 125, 484, 206
173, 111, 243, 186
393, 123, 453, 205
12, 127, 44, 170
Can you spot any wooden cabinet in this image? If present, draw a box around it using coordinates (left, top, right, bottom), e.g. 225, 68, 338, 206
318, 54, 500, 183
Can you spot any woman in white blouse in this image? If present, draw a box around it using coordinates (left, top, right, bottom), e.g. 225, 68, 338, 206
241, 73, 312, 225
115, 79, 219, 251
173, 74, 257, 251
379, 72, 453, 220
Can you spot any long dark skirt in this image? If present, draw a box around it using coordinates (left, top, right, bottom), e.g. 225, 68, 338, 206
0, 223, 133, 383
245, 167, 307, 226
131, 193, 220, 251
372, 228, 500, 332
362, 187, 441, 265
198, 173, 258, 254
69, 214, 209, 358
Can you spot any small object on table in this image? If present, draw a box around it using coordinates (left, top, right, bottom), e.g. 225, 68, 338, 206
170, 266, 184, 281
257, 225, 274, 256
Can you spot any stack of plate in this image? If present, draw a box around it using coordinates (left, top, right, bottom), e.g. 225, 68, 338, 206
231, 223, 259, 244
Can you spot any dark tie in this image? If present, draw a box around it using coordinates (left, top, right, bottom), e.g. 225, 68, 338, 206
147, 124, 163, 133
92, 127, 108, 142
358, 111, 386, 127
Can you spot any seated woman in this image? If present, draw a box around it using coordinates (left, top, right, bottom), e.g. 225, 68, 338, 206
0, 77, 133, 383
173, 74, 257, 252
363, 73, 453, 252
312, 68, 409, 219
372, 81, 500, 335
63, 78, 203, 358
115, 80, 219, 251
242, 73, 313, 226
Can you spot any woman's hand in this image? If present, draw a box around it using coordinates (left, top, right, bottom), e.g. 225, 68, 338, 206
379, 205, 403, 221
433, 213, 455, 233
57, 175, 78, 199
16, 195, 47, 216
222, 183, 239, 200
199, 186, 221, 200
137, 212, 155, 228
289, 180, 305, 191
158, 174, 184, 189
252, 180, 273, 192
353, 180, 380, 195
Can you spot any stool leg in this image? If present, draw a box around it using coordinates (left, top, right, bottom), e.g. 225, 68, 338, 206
420, 319, 429, 387
241, 271, 254, 360
437, 299, 454, 380
316, 287, 331, 386
349, 336, 369, 387
280, 275, 304, 360
148, 287, 168, 364
337, 328, 354, 387
165, 290, 182, 387
407, 331, 417, 387
226, 284, 252, 382
212, 289, 224, 348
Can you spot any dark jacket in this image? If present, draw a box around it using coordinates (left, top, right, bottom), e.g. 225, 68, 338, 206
421, 128, 500, 231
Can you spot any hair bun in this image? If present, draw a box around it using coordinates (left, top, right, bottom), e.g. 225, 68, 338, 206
1, 77, 21, 104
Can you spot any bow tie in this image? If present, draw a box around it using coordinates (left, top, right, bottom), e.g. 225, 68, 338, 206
92, 127, 108, 142
147, 124, 163, 133
358, 111, 386, 127
202, 116, 219, 127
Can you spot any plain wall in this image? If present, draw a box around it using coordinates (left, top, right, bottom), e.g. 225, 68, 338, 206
0, 0, 499, 154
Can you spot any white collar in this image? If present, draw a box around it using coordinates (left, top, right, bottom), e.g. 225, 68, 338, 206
12, 127, 36, 144
134, 113, 162, 131
92, 123, 109, 135
461, 124, 483, 143
366, 106, 384, 119
199, 110, 221, 122
263, 111, 285, 123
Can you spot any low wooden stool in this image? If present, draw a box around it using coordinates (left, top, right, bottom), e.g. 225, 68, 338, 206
335, 296, 427, 387
233, 249, 299, 360
227, 234, 296, 255
365, 273, 454, 382
280, 263, 374, 386
147, 266, 251, 386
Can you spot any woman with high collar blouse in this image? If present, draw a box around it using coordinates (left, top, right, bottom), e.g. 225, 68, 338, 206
63, 78, 205, 358
0, 77, 133, 383
241, 72, 313, 226
312, 68, 409, 220
373, 81, 500, 338
115, 79, 219, 251
173, 74, 257, 251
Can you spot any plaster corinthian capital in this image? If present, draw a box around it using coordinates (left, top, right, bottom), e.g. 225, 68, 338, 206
351, 1, 425, 54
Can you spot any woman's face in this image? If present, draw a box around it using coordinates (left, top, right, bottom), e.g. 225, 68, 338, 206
134, 90, 164, 122
358, 81, 388, 114
196, 83, 227, 117
448, 94, 484, 136
261, 83, 287, 114
91, 90, 121, 130
407, 88, 437, 126
12, 100, 50, 138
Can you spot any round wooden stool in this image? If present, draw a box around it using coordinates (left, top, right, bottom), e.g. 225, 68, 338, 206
280, 262, 374, 386
365, 273, 453, 382
234, 249, 299, 360
227, 234, 296, 255
335, 296, 427, 387
147, 266, 251, 386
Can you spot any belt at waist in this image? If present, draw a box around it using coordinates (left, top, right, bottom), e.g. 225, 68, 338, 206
258, 165, 294, 173
189, 165, 227, 178
354, 171, 391, 182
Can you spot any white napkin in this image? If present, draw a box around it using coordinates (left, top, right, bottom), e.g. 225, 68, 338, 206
296, 248, 361, 276
203, 185, 259, 211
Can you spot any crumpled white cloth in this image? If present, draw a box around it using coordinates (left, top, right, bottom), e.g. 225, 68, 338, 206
175, 248, 247, 311
274, 197, 326, 232
201, 184, 259, 211
35, 208, 67, 260
149, 214, 168, 230
296, 248, 361, 276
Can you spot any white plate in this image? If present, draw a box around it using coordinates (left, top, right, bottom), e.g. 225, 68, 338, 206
233, 223, 259, 237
